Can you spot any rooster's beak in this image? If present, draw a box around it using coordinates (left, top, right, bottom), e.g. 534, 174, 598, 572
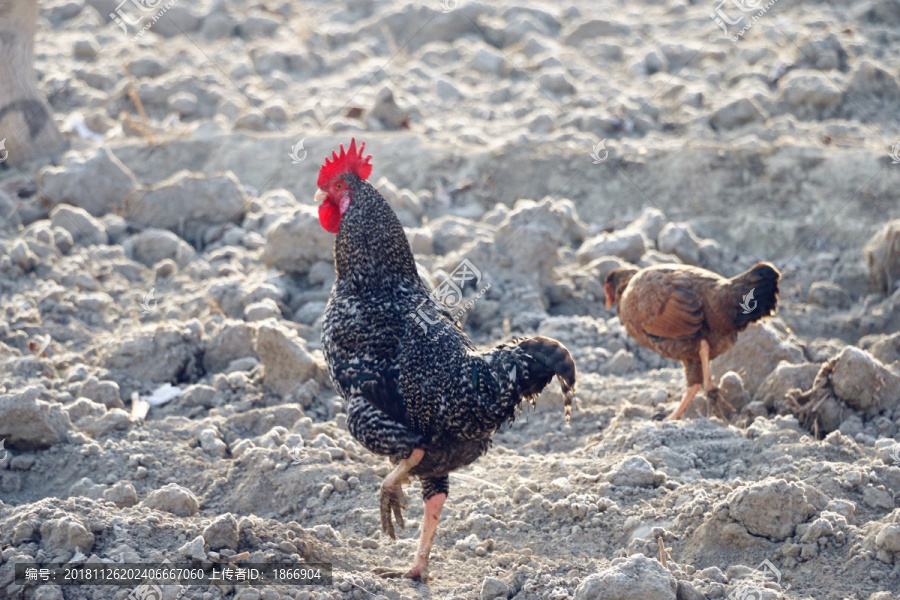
605, 296, 614, 311
314, 189, 327, 203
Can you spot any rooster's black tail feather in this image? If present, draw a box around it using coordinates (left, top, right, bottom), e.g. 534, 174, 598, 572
515, 336, 578, 423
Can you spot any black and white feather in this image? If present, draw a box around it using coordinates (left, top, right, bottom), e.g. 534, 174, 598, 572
321, 175, 577, 500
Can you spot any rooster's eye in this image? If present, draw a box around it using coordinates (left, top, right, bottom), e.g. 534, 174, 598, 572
336, 182, 343, 190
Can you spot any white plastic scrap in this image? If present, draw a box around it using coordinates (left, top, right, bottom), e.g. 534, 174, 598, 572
146, 383, 182, 406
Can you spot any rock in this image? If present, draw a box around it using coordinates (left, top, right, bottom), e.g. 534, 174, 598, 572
234, 589, 262, 600
103, 481, 138, 507
601, 349, 636, 375
537, 71, 576, 96
125, 171, 246, 244
0, 388, 72, 449
182, 384, 217, 408
40, 516, 95, 552
262, 206, 334, 274
49, 205, 107, 246
845, 60, 900, 102
630, 207, 665, 243
123, 228, 193, 268
726, 479, 816, 541
869, 332, 900, 365
710, 98, 766, 130
70, 477, 105, 499
657, 222, 706, 266
78, 378, 123, 410
863, 220, 900, 295
0, 189, 21, 230
244, 298, 281, 321
142, 483, 200, 517
169, 92, 199, 118
862, 487, 893, 510
105, 324, 203, 384
39, 147, 138, 217
584, 257, 635, 292
562, 19, 630, 45
829, 347, 900, 416
199, 428, 228, 458
127, 57, 168, 78
875, 524, 900, 553
470, 197, 587, 289
204, 321, 258, 374
64, 397, 106, 424
9, 240, 39, 271
368, 86, 410, 130
468, 47, 507, 75
256, 323, 321, 400
239, 14, 281, 38
180, 535, 208, 561
711, 321, 805, 397
203, 513, 240, 551
757, 362, 821, 409
796, 33, 847, 71
480, 576, 509, 600
676, 580, 705, 600
578, 229, 647, 265
148, 5, 201, 36
33, 586, 63, 600
529, 112, 555, 134
607, 456, 662, 487
807, 281, 851, 309
202, 12, 239, 39
429, 215, 493, 255
78, 408, 131, 437
435, 78, 462, 101
718, 371, 750, 413
779, 73, 843, 116
573, 555, 676, 600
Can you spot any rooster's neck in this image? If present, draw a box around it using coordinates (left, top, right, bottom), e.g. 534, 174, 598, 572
333, 178, 421, 289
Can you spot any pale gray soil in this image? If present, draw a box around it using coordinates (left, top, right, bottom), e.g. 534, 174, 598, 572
2, 1, 900, 600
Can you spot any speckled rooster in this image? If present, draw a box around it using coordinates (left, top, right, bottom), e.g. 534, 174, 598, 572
318, 139, 577, 582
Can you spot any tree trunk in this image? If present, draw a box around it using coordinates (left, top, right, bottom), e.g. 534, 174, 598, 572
0, 0, 66, 167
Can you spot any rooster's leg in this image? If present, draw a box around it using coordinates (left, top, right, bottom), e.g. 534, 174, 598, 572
665, 383, 701, 421
402, 491, 446, 582
376, 476, 447, 584
379, 448, 424, 540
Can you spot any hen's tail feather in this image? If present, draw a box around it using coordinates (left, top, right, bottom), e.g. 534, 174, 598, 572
514, 336, 578, 423
731, 261, 781, 329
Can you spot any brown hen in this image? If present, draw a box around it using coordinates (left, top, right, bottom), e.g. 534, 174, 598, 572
605, 262, 780, 420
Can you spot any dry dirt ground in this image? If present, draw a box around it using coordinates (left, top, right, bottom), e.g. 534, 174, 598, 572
2, 1, 900, 599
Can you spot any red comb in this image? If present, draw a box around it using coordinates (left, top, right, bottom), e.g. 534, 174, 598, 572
317, 138, 373, 188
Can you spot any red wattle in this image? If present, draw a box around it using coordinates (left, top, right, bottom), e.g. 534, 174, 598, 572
319, 199, 342, 233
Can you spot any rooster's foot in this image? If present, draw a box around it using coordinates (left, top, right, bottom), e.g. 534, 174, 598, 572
372, 564, 428, 583
380, 484, 408, 540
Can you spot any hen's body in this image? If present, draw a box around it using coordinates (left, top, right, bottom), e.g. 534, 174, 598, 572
321, 170, 576, 580
607, 262, 780, 419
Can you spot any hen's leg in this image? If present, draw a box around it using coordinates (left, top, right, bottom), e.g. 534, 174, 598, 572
666, 341, 714, 421
696, 340, 733, 419
699, 339, 712, 390
665, 383, 701, 421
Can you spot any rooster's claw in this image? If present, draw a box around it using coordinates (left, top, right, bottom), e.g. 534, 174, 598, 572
372, 565, 427, 582
380, 484, 408, 539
